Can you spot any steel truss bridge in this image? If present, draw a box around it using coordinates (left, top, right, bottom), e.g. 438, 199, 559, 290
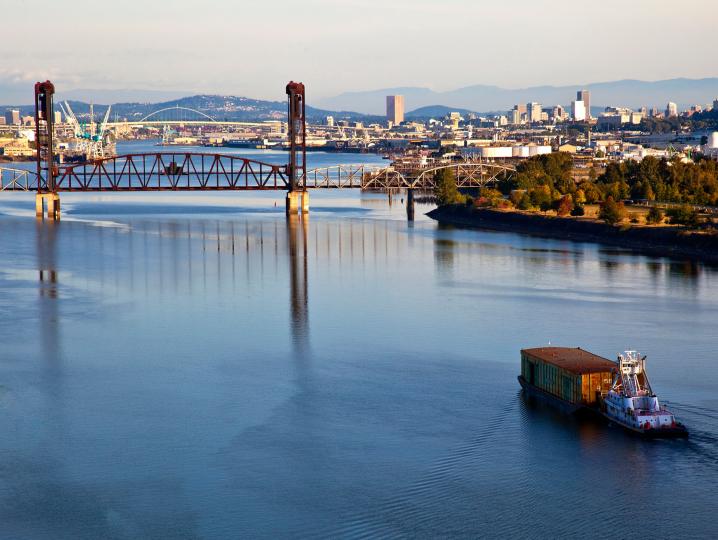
0, 153, 514, 192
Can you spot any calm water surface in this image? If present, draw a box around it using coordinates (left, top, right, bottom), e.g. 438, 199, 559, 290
0, 146, 717, 539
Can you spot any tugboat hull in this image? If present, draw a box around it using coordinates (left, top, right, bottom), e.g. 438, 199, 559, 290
602, 412, 689, 439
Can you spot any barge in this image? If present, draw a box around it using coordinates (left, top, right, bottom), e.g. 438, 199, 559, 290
519, 347, 688, 438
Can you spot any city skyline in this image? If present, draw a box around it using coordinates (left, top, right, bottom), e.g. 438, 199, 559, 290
1, 0, 717, 103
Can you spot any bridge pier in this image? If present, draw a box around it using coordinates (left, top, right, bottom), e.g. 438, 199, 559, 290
301, 191, 309, 214
36, 193, 61, 220
286, 191, 309, 216
286, 191, 300, 215
406, 189, 415, 221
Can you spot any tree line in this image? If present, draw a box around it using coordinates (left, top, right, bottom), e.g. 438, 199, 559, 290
434, 153, 716, 226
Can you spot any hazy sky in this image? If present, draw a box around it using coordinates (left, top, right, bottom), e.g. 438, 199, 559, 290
2, 0, 716, 100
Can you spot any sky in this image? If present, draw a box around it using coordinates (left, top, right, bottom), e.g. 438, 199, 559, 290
1, 0, 717, 102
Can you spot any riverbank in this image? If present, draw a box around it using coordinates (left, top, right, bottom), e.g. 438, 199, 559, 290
428, 205, 718, 263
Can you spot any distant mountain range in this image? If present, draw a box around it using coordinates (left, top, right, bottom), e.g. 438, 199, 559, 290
315, 78, 718, 115
2, 78, 718, 122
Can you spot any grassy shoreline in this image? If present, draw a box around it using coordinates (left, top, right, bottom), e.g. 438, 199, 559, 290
427, 205, 718, 263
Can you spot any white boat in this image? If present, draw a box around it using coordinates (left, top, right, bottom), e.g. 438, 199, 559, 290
601, 351, 688, 438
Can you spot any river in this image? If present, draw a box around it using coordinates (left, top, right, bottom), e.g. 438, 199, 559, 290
0, 142, 716, 538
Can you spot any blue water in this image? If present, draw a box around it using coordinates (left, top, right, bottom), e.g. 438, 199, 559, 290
0, 146, 717, 538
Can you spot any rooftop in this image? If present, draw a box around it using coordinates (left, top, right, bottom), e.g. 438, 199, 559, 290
522, 347, 617, 374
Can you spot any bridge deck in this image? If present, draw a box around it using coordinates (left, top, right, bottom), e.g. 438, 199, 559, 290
1, 152, 514, 192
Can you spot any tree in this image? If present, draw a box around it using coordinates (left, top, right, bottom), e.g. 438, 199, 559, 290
571, 205, 586, 217
517, 193, 532, 210
599, 196, 626, 225
434, 167, 460, 205
666, 205, 700, 227
556, 195, 574, 216
529, 185, 552, 211
646, 206, 664, 225
580, 182, 603, 203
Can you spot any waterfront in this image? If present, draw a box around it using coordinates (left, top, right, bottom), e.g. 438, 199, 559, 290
1, 148, 717, 538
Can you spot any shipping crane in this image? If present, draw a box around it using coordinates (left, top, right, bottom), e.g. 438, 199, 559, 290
58, 101, 113, 160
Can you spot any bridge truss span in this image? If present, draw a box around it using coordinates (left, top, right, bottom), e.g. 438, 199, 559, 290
302, 161, 515, 190
52, 152, 289, 192
1, 157, 514, 193
0, 167, 39, 191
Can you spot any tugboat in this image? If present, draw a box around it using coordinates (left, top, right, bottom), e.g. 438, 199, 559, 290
601, 351, 688, 438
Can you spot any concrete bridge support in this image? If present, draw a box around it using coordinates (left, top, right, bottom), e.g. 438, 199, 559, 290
286, 191, 310, 216
36, 193, 61, 220
406, 189, 415, 221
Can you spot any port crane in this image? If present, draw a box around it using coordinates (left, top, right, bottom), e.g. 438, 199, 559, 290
59, 101, 113, 159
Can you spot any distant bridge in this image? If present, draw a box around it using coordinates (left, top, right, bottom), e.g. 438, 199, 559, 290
0, 154, 514, 192
104, 105, 282, 129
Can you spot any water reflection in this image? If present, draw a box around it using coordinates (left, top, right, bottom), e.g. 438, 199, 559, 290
288, 214, 309, 354
1, 201, 717, 537
35, 218, 64, 440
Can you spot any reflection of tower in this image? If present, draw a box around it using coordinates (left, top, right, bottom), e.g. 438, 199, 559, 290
35, 219, 63, 412
287, 215, 309, 353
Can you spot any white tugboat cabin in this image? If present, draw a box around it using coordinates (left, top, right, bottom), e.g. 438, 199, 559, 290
602, 351, 687, 437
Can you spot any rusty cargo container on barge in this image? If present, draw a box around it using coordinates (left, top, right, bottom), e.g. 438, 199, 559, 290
518, 347, 616, 414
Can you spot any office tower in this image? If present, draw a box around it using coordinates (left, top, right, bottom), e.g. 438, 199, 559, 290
510, 107, 521, 124
386, 95, 405, 125
571, 100, 586, 121
666, 102, 678, 117
527, 102, 542, 123
577, 90, 591, 119
4, 110, 20, 125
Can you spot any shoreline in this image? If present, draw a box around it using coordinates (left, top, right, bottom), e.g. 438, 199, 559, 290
427, 205, 718, 264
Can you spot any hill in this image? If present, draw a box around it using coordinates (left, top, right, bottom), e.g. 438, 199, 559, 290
405, 105, 479, 119
1, 94, 374, 123
316, 78, 718, 115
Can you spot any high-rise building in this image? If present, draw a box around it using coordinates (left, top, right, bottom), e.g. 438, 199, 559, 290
386, 95, 404, 125
510, 107, 521, 125
571, 100, 586, 121
527, 102, 542, 123
4, 110, 20, 125
54, 111, 63, 124
713, 98, 718, 111
666, 102, 678, 117
325, 115, 334, 127
577, 90, 591, 119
